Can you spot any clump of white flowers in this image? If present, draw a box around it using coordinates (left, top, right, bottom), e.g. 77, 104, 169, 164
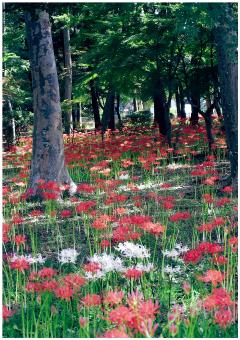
135, 262, 154, 272
58, 248, 79, 264
10, 253, 46, 264
89, 253, 125, 273
162, 243, 189, 259
115, 242, 150, 259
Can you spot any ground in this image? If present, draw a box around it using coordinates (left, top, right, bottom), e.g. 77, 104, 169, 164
2, 117, 238, 338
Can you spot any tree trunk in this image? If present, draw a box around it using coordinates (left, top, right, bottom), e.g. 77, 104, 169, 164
153, 78, 171, 146
25, 9, 76, 198
116, 94, 123, 128
90, 79, 101, 129
101, 89, 115, 136
133, 97, 138, 112
63, 27, 73, 134
214, 3, 238, 187
179, 83, 186, 118
175, 88, 181, 117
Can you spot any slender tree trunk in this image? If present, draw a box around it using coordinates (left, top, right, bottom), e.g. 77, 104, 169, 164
116, 94, 123, 128
190, 92, 200, 125
63, 27, 73, 134
214, 3, 238, 188
133, 97, 138, 112
25, 9, 76, 198
179, 83, 186, 118
175, 88, 181, 117
153, 77, 171, 146
90, 79, 101, 129
101, 89, 115, 136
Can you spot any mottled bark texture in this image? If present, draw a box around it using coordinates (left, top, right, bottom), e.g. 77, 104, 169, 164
63, 27, 73, 134
214, 4, 238, 188
25, 10, 76, 197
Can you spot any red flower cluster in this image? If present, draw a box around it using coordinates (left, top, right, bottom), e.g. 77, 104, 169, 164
169, 211, 191, 222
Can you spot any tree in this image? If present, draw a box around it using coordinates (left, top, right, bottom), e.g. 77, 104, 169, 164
212, 3, 238, 188
63, 26, 73, 134
25, 8, 76, 198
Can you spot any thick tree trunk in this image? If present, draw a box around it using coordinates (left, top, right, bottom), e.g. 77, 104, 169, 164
153, 78, 171, 146
25, 9, 76, 198
90, 79, 101, 129
214, 3, 238, 187
63, 27, 73, 134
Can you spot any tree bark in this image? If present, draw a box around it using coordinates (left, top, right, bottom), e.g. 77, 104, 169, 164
214, 3, 238, 187
90, 79, 101, 129
25, 9, 76, 198
153, 78, 172, 146
63, 27, 73, 134
179, 83, 186, 118
116, 94, 123, 128
175, 88, 181, 117
101, 89, 115, 136
133, 97, 138, 112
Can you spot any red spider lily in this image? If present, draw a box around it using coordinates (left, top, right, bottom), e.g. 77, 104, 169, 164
101, 328, 129, 338
213, 255, 228, 265
137, 300, 159, 319
38, 267, 57, 279
79, 317, 89, 328
113, 207, 127, 215
203, 288, 234, 311
162, 201, 174, 210
214, 309, 233, 328
109, 305, 135, 325
29, 210, 43, 217
119, 215, 152, 225
11, 214, 24, 225
54, 285, 74, 301
183, 249, 202, 264
182, 281, 191, 294
25, 282, 43, 293
221, 186, 233, 194
83, 262, 101, 273
113, 225, 142, 242
3, 306, 14, 321
196, 242, 223, 255
124, 269, 143, 280
10, 258, 30, 272
14, 235, 26, 246
198, 269, 224, 287
100, 239, 111, 248
161, 183, 172, 189
203, 176, 219, 185
82, 294, 101, 307
202, 193, 214, 204
141, 222, 165, 235
42, 280, 59, 292
60, 210, 72, 218
76, 200, 96, 213
77, 183, 96, 193
215, 197, 231, 207
103, 290, 124, 306
63, 274, 86, 290
169, 211, 191, 222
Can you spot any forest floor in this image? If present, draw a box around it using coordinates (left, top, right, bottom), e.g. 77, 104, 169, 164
2, 117, 238, 338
